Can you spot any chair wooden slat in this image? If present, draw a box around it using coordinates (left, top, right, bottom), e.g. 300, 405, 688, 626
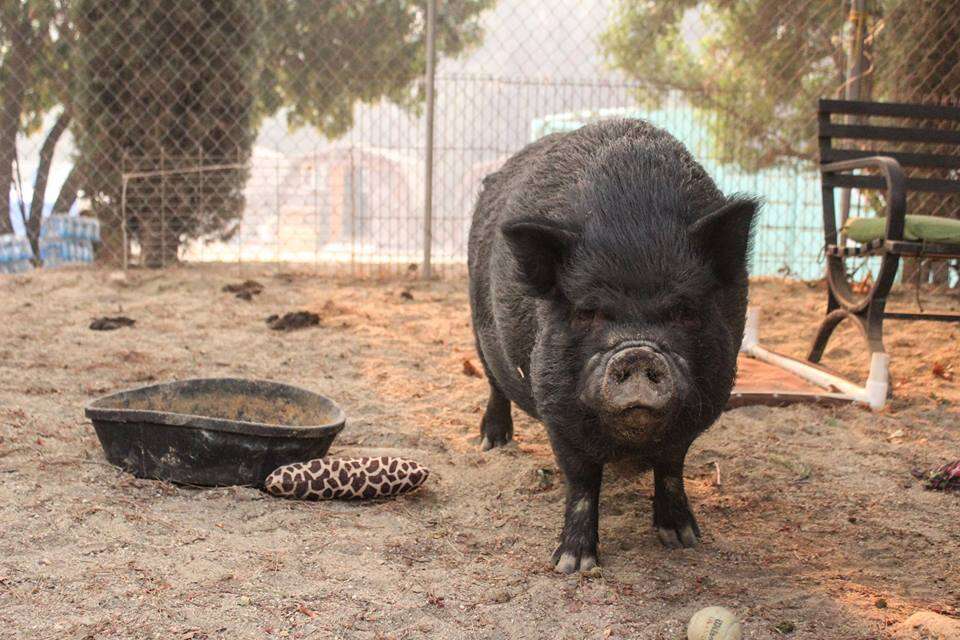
820, 122, 960, 145
818, 98, 960, 122
885, 240, 960, 258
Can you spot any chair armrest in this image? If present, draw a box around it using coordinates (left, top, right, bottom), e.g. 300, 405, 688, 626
821, 155, 907, 241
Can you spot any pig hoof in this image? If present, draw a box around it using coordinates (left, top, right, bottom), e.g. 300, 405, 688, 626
655, 522, 700, 549
551, 546, 598, 574
479, 426, 512, 450
480, 435, 511, 451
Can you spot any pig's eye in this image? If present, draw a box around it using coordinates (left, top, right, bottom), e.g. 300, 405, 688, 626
574, 308, 606, 327
675, 313, 701, 330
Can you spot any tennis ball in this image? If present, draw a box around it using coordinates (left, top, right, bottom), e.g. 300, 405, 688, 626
687, 606, 742, 640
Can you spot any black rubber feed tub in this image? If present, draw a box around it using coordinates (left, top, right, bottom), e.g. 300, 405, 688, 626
85, 378, 345, 487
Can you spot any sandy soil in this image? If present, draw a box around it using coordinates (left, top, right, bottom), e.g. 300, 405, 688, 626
0, 265, 958, 640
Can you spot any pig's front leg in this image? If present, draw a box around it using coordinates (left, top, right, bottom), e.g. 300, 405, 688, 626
653, 450, 700, 549
550, 436, 603, 574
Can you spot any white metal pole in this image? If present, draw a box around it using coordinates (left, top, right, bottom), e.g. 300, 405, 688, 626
121, 175, 129, 272
422, 0, 438, 279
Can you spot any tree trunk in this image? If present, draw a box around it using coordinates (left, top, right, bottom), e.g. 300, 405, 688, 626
95, 204, 126, 267
0, 14, 33, 235
139, 214, 180, 268
51, 162, 82, 215
26, 111, 71, 259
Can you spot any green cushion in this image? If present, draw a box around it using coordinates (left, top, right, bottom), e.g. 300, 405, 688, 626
843, 214, 960, 244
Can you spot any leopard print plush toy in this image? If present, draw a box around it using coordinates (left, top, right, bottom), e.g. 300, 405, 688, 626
264, 456, 429, 500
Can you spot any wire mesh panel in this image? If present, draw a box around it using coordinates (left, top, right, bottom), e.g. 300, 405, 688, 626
0, 0, 957, 279
828, 1, 960, 299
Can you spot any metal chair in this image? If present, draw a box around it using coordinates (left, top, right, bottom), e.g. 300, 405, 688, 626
809, 98, 960, 367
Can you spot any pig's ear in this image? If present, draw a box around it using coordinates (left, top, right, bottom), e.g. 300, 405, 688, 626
688, 197, 760, 284
501, 217, 578, 295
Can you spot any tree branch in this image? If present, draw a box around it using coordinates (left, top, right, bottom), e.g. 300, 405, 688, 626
51, 161, 82, 216
26, 109, 71, 258
0, 11, 33, 235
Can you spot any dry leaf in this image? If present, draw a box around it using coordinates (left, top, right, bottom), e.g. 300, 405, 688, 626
932, 362, 954, 380
851, 273, 874, 294
462, 358, 483, 378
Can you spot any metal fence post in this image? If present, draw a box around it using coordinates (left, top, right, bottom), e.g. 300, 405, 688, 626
422, 0, 438, 279
121, 154, 129, 272
840, 0, 872, 228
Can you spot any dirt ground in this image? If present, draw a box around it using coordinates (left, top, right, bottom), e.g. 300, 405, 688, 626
1, 265, 958, 640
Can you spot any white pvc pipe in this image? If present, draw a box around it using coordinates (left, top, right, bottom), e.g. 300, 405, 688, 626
740, 307, 889, 410
864, 351, 890, 410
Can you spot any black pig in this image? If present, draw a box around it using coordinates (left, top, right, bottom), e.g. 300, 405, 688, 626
467, 119, 758, 573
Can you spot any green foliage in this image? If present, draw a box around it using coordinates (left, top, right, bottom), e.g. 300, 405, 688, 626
604, 0, 959, 284
67, 0, 492, 263
256, 1, 492, 136
0, 1, 77, 234
878, 0, 960, 103
603, 0, 846, 172
72, 0, 261, 265
603, 0, 960, 174
0, 1, 75, 133
879, 0, 960, 223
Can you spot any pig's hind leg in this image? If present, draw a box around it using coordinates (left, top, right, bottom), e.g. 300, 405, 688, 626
479, 381, 514, 451
652, 453, 701, 549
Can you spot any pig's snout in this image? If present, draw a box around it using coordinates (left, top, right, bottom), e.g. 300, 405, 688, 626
598, 344, 675, 413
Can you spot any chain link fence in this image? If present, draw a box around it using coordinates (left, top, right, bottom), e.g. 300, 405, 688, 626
1, 0, 958, 280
